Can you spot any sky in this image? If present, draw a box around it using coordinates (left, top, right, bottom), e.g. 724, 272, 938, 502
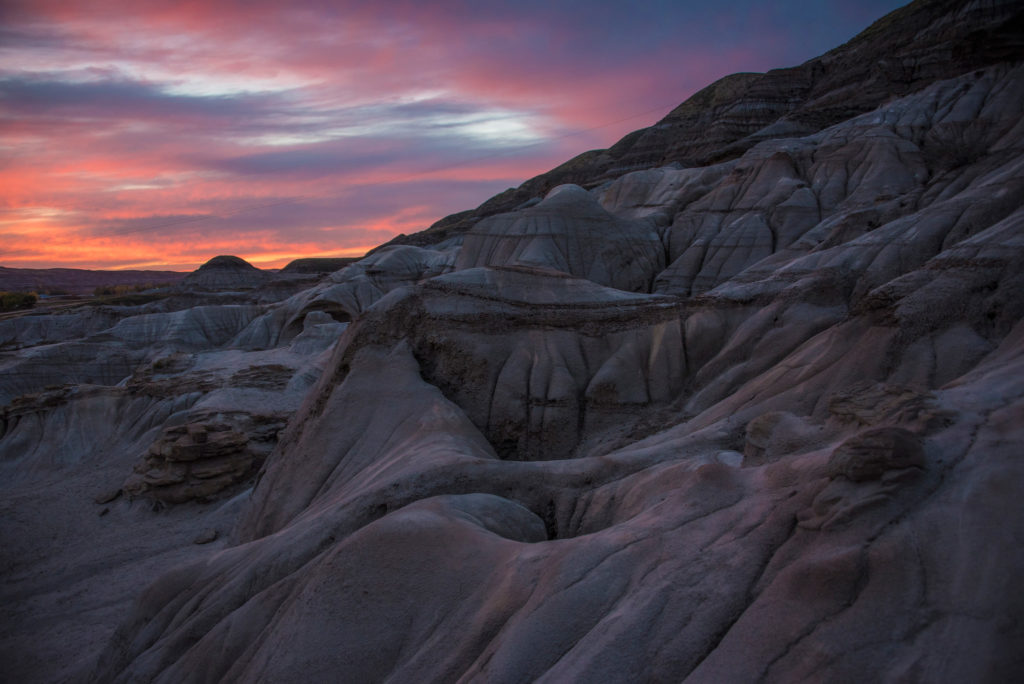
0, 0, 907, 271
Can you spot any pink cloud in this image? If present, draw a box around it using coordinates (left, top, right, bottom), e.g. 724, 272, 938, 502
0, 0, 906, 270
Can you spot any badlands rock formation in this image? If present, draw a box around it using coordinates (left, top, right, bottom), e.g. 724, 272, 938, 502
280, 257, 358, 275
3, 1, 1024, 682
180, 255, 270, 291
380, 0, 1024, 248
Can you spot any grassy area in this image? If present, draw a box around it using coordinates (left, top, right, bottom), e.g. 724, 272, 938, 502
90, 292, 170, 306
92, 282, 174, 296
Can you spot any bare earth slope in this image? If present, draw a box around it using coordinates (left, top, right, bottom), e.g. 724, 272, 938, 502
2, 1, 1024, 682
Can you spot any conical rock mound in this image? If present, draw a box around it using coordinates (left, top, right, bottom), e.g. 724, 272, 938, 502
182, 255, 269, 291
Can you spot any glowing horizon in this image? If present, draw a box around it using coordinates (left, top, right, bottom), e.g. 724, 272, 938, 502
0, 0, 906, 271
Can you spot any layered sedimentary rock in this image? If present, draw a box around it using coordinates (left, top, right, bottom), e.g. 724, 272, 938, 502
280, 257, 358, 274
2, 2, 1024, 683
261, 243, 459, 341
123, 412, 287, 504
86, 56, 1024, 682
380, 0, 1024, 248
180, 255, 269, 291
455, 185, 665, 292
0, 299, 343, 680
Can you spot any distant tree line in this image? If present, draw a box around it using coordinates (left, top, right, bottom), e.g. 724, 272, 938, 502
0, 291, 37, 311
92, 282, 174, 296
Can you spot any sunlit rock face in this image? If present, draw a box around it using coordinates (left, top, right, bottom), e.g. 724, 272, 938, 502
4, 3, 1024, 683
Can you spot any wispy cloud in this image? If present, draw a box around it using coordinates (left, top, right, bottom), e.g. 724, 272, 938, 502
0, 0, 906, 270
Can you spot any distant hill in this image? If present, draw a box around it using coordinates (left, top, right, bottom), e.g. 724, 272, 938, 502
180, 255, 269, 290
0, 266, 187, 295
281, 257, 358, 274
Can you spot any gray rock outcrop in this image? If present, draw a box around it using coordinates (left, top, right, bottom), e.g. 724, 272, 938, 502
3, 2, 1024, 683
123, 413, 286, 504
456, 184, 666, 292
181, 255, 269, 291
88, 54, 1024, 681
377, 0, 1024, 249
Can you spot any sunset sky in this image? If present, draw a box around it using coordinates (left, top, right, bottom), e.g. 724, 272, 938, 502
0, 0, 906, 271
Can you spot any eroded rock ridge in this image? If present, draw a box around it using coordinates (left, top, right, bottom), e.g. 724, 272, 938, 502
2, 1, 1023, 682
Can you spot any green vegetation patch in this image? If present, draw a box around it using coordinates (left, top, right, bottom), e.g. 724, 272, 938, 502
0, 291, 37, 311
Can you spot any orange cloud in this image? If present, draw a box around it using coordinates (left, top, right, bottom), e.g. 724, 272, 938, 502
1, 0, 904, 270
